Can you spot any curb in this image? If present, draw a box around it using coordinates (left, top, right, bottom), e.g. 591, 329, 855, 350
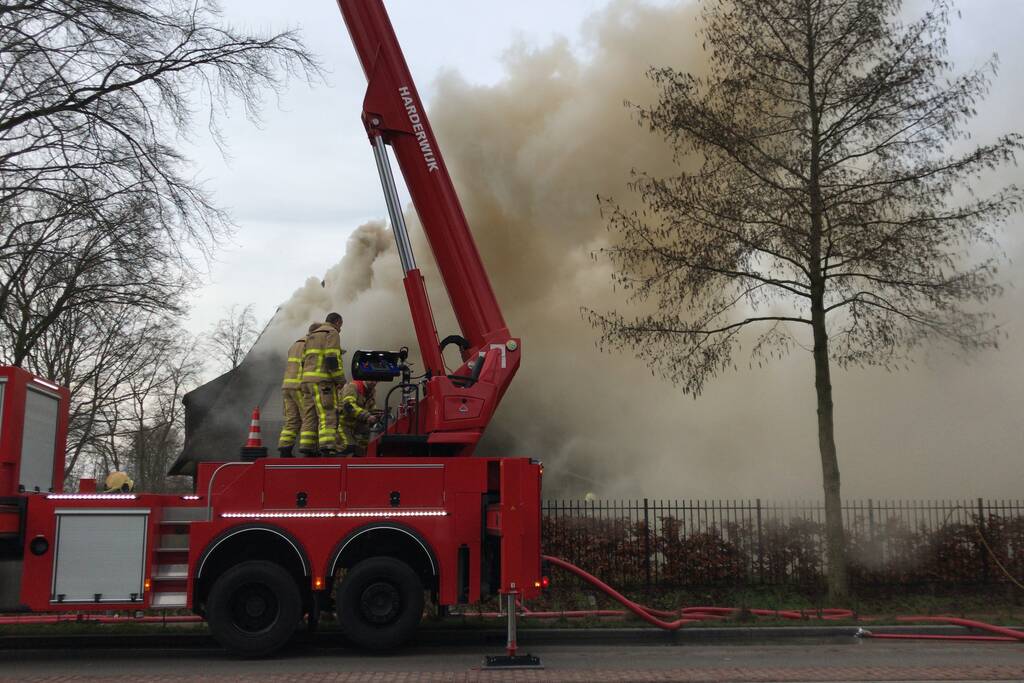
417, 624, 1021, 645
1, 624, 1016, 651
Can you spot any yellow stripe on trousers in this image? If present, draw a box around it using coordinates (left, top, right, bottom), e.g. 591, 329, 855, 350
312, 386, 335, 443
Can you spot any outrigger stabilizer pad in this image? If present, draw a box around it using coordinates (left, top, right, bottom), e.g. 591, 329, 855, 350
483, 654, 543, 669
484, 592, 543, 669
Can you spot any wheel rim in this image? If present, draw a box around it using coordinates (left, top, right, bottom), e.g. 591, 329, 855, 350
228, 582, 280, 634
359, 580, 401, 625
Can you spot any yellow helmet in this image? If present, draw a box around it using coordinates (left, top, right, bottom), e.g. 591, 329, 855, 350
105, 471, 134, 493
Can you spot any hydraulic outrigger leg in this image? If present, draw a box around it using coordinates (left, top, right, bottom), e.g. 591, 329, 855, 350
483, 591, 542, 669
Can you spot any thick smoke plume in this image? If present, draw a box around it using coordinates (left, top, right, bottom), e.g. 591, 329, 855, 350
258, 0, 1024, 499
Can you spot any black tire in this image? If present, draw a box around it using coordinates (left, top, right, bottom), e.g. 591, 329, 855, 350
336, 556, 424, 651
206, 560, 303, 658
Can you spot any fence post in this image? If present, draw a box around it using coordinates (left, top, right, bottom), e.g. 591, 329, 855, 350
977, 497, 989, 584
756, 498, 763, 583
643, 497, 651, 591
867, 499, 876, 569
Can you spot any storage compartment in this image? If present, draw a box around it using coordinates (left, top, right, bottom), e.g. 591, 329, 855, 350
20, 387, 59, 493
0, 379, 10, 497
263, 462, 341, 509
346, 463, 444, 508
52, 510, 149, 603
0, 559, 23, 610
0, 497, 25, 559
1, 351, 69, 499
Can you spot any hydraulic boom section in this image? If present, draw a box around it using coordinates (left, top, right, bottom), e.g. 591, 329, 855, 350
336, 0, 520, 456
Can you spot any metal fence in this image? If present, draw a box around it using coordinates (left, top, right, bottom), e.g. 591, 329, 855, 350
541, 498, 1024, 590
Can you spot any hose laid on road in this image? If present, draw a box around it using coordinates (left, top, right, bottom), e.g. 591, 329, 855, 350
857, 632, 1017, 642
895, 616, 1024, 640
540, 555, 853, 626
533, 555, 1023, 644
854, 616, 1024, 642
540, 555, 696, 630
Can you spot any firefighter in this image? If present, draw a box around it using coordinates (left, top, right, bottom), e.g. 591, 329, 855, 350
339, 380, 378, 456
277, 323, 320, 457
299, 312, 346, 456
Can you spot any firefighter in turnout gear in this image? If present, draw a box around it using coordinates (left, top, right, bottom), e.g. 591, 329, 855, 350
299, 312, 346, 456
278, 323, 320, 457
339, 380, 378, 456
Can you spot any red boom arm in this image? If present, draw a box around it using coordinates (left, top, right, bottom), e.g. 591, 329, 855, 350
336, 0, 520, 455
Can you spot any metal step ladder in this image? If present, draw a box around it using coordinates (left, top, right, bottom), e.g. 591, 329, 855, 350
151, 506, 204, 609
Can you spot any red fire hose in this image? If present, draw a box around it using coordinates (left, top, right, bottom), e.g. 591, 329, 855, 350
530, 556, 1023, 644
540, 556, 695, 630
855, 616, 1024, 642
539, 555, 856, 625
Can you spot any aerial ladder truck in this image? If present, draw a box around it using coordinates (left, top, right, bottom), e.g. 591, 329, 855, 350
0, 0, 543, 659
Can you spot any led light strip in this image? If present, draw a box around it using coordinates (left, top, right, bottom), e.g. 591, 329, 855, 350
222, 512, 335, 519
180, 495, 201, 501
47, 494, 137, 500
338, 510, 448, 517
221, 510, 448, 519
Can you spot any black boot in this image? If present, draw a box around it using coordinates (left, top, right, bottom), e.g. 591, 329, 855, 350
278, 446, 294, 458
298, 448, 316, 458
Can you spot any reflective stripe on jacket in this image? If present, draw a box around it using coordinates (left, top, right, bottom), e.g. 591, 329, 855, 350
301, 323, 345, 383
281, 337, 306, 389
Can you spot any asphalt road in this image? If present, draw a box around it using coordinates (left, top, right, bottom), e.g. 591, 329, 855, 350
1, 636, 1022, 682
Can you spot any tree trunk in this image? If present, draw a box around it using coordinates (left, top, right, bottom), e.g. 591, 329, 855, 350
811, 302, 849, 601
803, 2, 848, 602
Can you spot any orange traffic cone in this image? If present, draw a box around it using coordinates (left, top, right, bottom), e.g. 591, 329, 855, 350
240, 407, 268, 461
245, 407, 263, 447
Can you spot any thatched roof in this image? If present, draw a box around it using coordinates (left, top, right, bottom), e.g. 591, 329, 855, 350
168, 351, 284, 477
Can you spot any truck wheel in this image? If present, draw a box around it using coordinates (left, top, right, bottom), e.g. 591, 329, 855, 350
206, 560, 302, 657
336, 556, 424, 650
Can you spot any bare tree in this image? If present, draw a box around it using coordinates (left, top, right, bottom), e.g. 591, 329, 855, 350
586, 0, 1021, 600
24, 303, 187, 486
0, 198, 188, 365
0, 1, 320, 490
121, 333, 201, 492
64, 320, 201, 493
208, 303, 259, 372
29, 303, 146, 478
0, 0, 320, 362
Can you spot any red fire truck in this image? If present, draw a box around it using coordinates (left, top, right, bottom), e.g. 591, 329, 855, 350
0, 0, 543, 659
